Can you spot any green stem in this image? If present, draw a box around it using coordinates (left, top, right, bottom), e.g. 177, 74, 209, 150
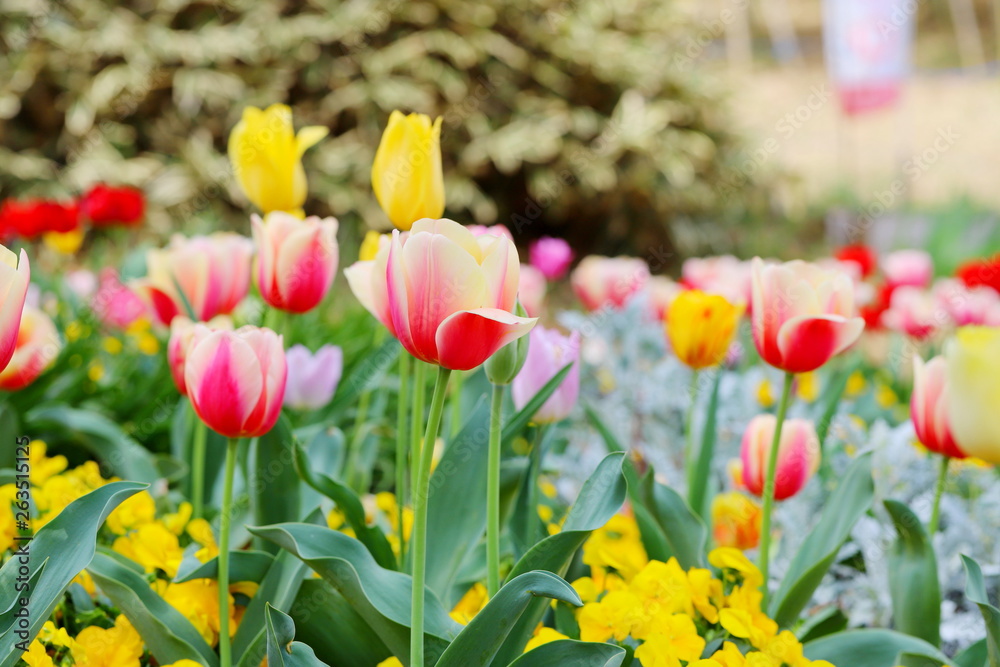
684, 370, 700, 491
929, 455, 950, 535
191, 419, 208, 519
396, 354, 412, 567
410, 367, 451, 667
218, 437, 239, 667
450, 371, 465, 437
486, 383, 504, 597
758, 371, 795, 607
410, 360, 427, 510
346, 385, 373, 492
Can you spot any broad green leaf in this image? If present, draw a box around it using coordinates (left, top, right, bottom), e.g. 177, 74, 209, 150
437, 571, 582, 667
0, 481, 145, 666
962, 555, 1000, 667
642, 477, 707, 570
815, 358, 859, 449
265, 604, 331, 666
508, 640, 627, 667
583, 403, 623, 453
688, 369, 722, 519
173, 550, 275, 584
289, 579, 392, 667
795, 607, 848, 643
770, 452, 874, 626
885, 500, 940, 646
804, 629, 949, 667
252, 415, 301, 553
86, 550, 218, 667
953, 638, 989, 667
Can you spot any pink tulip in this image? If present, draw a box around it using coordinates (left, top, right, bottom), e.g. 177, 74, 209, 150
750, 258, 865, 373
933, 278, 1000, 327
344, 218, 536, 371
682, 255, 752, 307
184, 325, 286, 438
530, 236, 574, 280
252, 212, 339, 314
512, 325, 581, 423
570, 256, 650, 311
0, 306, 60, 390
133, 233, 253, 326
467, 224, 514, 242
648, 276, 684, 321
284, 344, 343, 411
911, 355, 965, 459
168, 315, 234, 396
518, 264, 547, 317
882, 286, 948, 339
883, 249, 933, 289
92, 268, 149, 330
740, 414, 820, 501
64, 269, 98, 300
0, 245, 30, 373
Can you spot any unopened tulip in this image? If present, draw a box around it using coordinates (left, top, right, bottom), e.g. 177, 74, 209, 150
185, 325, 286, 438
0, 306, 60, 390
666, 290, 744, 369
92, 268, 148, 330
133, 233, 253, 326
252, 212, 339, 314
518, 264, 547, 317
945, 326, 1000, 464
228, 104, 328, 215
371, 111, 444, 231
570, 256, 650, 311
750, 258, 865, 373
344, 218, 536, 370
0, 244, 30, 373
740, 415, 820, 501
284, 344, 343, 411
168, 315, 233, 396
530, 236, 574, 280
911, 355, 965, 458
883, 249, 933, 289
512, 326, 581, 423
882, 286, 947, 339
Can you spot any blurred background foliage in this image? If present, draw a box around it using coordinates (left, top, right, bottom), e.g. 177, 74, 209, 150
0, 0, 762, 266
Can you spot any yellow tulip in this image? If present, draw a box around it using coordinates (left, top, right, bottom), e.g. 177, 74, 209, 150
945, 326, 1000, 463
371, 110, 445, 230
227, 104, 328, 215
359, 229, 386, 261
42, 229, 85, 254
666, 290, 744, 369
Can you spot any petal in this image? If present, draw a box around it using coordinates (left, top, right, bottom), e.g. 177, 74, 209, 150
295, 125, 329, 158
775, 314, 860, 373
435, 308, 537, 371
186, 331, 263, 438
0, 249, 29, 371
479, 235, 520, 311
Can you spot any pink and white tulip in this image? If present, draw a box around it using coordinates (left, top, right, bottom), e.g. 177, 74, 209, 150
512, 325, 581, 423
933, 278, 1000, 327
0, 244, 30, 373
882, 286, 949, 339
344, 218, 536, 371
740, 414, 820, 501
750, 258, 865, 373
518, 264, 548, 317
252, 212, 339, 314
184, 325, 287, 438
92, 268, 149, 330
648, 276, 684, 321
911, 355, 965, 459
883, 249, 933, 289
682, 255, 752, 307
570, 256, 650, 311
284, 344, 343, 411
529, 236, 574, 280
0, 306, 60, 391
168, 315, 234, 396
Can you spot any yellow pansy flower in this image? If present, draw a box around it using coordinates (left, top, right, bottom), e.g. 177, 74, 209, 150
22, 640, 55, 667
450, 582, 488, 625
72, 614, 144, 667
633, 613, 705, 667
524, 626, 569, 652
42, 228, 85, 255
105, 489, 157, 535
371, 110, 445, 230
112, 522, 185, 577
666, 290, 743, 369
795, 372, 819, 403
756, 378, 774, 408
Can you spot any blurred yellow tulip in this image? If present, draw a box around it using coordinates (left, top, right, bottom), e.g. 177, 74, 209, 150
227, 104, 328, 215
359, 230, 385, 261
371, 110, 444, 230
946, 326, 1000, 463
666, 290, 743, 369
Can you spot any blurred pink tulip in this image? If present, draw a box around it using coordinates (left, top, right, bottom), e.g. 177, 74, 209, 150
0, 245, 30, 373
933, 278, 1000, 326
740, 414, 820, 501
570, 256, 650, 311
64, 269, 98, 300
529, 236, 574, 280
168, 315, 233, 396
344, 218, 536, 371
92, 268, 149, 330
750, 258, 865, 373
185, 325, 286, 438
284, 344, 343, 411
682, 255, 752, 307
911, 355, 965, 458
518, 264, 547, 317
512, 325, 581, 423
883, 249, 933, 288
467, 224, 514, 241
0, 306, 60, 391
882, 286, 948, 339
252, 212, 339, 314
648, 276, 684, 321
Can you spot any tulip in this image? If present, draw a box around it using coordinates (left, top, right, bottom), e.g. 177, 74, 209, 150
133, 233, 253, 326
92, 268, 149, 330
835, 244, 878, 279
570, 256, 650, 311
933, 278, 1000, 327
530, 236, 574, 280
167, 315, 234, 396
0, 244, 30, 373
911, 355, 964, 458
682, 255, 752, 307
666, 290, 744, 370
883, 249, 933, 289
750, 258, 865, 374
882, 286, 947, 339
284, 344, 343, 411
0, 199, 79, 239
740, 415, 820, 501
80, 184, 145, 227
252, 212, 339, 314
512, 325, 581, 423
371, 111, 445, 231
711, 492, 762, 551
518, 264, 547, 317
648, 275, 684, 321
468, 224, 513, 241
344, 218, 536, 371
956, 254, 1000, 293
945, 326, 1000, 464
0, 306, 60, 390
359, 230, 386, 262
65, 269, 98, 301
228, 104, 328, 215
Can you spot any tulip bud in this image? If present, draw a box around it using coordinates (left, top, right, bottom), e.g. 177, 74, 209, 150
945, 326, 1000, 464
529, 236, 574, 280
486, 303, 531, 385
371, 111, 445, 230
0, 244, 30, 373
666, 289, 743, 369
570, 256, 650, 311
284, 344, 343, 411
511, 326, 581, 423
517, 265, 547, 317
911, 354, 965, 458
883, 249, 933, 289
252, 211, 339, 314
0, 306, 60, 390
740, 414, 820, 501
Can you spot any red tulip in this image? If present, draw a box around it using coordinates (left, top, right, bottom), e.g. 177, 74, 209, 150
168, 315, 233, 396
80, 184, 145, 227
741, 415, 820, 501
0, 306, 60, 391
911, 355, 965, 459
252, 211, 339, 314
0, 245, 30, 373
0, 199, 79, 239
834, 244, 878, 279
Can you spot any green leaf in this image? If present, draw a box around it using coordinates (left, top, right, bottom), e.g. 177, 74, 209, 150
0, 481, 146, 666
688, 369, 722, 519
962, 555, 1000, 667
24, 405, 161, 483
173, 550, 275, 584
265, 604, 331, 666
508, 640, 627, 667
437, 571, 581, 667
884, 500, 940, 646
583, 403, 623, 453
815, 358, 859, 449
86, 550, 218, 667
642, 477, 708, 570
501, 363, 573, 445
249, 522, 460, 663
795, 607, 848, 643
295, 426, 347, 507
288, 579, 392, 667
252, 415, 302, 553
770, 452, 874, 626
953, 638, 989, 667
804, 629, 949, 667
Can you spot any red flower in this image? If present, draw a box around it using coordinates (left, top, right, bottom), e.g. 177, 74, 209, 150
0, 199, 80, 239
859, 282, 895, 330
956, 255, 1000, 294
80, 184, 145, 227
835, 244, 878, 279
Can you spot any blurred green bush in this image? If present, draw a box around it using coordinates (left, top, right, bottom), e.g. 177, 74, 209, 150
0, 0, 756, 261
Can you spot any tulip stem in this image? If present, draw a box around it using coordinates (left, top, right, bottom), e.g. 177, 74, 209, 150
758, 371, 794, 608
191, 418, 208, 520
684, 370, 700, 492
487, 383, 504, 598
411, 367, 451, 667
929, 455, 950, 535
410, 360, 427, 520
396, 354, 412, 567
218, 437, 238, 667
450, 371, 465, 438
